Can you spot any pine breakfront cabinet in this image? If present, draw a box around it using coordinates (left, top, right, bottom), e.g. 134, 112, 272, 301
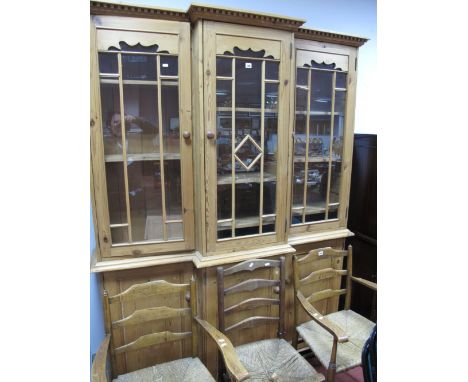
90, 1, 367, 377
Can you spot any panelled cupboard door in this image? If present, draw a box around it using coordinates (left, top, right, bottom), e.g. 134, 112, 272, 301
203, 21, 293, 254
91, 16, 194, 258
289, 39, 357, 235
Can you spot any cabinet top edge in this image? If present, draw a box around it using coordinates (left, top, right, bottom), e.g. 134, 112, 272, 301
90, 1, 190, 22
288, 228, 354, 246
90, 1, 367, 44
296, 28, 369, 47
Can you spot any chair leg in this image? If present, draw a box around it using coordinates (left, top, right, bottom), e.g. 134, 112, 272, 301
326, 362, 337, 382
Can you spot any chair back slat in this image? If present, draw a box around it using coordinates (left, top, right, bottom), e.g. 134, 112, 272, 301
300, 268, 347, 286
223, 259, 281, 276
296, 247, 347, 265
114, 331, 192, 354
109, 280, 190, 304
112, 306, 191, 328
225, 297, 279, 314
224, 278, 279, 295
225, 316, 279, 333
307, 288, 347, 304
217, 256, 286, 341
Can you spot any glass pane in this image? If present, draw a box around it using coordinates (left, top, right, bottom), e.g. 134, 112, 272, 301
127, 160, 162, 242
310, 70, 333, 114
265, 62, 279, 80
328, 81, 346, 213
161, 83, 181, 159
164, 161, 182, 220
265, 83, 278, 111
217, 184, 232, 220
167, 222, 183, 240
217, 111, 232, 176
262, 216, 276, 234
263, 181, 276, 215
235, 180, 260, 235
110, 226, 129, 244
123, 84, 159, 156
235, 112, 261, 171
105, 162, 128, 232
336, 72, 347, 89
304, 161, 328, 222
122, 54, 157, 81
296, 68, 308, 86
99, 52, 118, 74
160, 56, 178, 76
295, 87, 308, 113
236, 59, 261, 108
217, 57, 232, 77
217, 222, 232, 239
100, 83, 122, 156
217, 80, 232, 108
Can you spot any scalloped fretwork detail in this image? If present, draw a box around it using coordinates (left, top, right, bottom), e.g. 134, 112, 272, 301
223, 47, 274, 59
108, 41, 168, 54
304, 60, 342, 71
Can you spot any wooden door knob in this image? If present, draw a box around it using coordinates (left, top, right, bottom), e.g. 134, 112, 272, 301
183, 131, 191, 139
207, 131, 215, 140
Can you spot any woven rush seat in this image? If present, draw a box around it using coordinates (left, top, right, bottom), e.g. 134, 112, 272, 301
235, 338, 325, 382
113, 357, 215, 382
297, 310, 375, 373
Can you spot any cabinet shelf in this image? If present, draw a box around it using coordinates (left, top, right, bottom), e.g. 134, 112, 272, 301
105, 152, 181, 162
218, 215, 276, 229
217, 171, 276, 185
294, 156, 341, 163
217, 107, 278, 114
292, 202, 339, 215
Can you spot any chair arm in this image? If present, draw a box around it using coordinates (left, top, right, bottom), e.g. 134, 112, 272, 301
296, 291, 348, 343
195, 317, 250, 382
91, 334, 111, 382
350, 276, 377, 291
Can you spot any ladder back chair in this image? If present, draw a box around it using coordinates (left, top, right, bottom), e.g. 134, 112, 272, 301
92, 277, 248, 382
292, 246, 377, 382
217, 256, 325, 382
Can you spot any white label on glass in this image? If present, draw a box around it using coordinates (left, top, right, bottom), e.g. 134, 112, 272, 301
245, 62, 252, 69
318, 250, 324, 256
162, 63, 169, 67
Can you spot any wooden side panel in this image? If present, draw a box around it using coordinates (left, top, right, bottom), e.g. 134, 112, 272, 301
102, 262, 193, 376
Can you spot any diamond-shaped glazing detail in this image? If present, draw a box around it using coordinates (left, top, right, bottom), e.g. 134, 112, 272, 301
234, 134, 263, 171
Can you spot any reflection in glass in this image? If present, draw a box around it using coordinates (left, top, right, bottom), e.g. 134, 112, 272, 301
122, 54, 157, 81
336, 72, 347, 89
161, 83, 181, 158
310, 70, 333, 114
296, 68, 308, 86
99, 53, 118, 74
265, 83, 278, 111
217, 111, 232, 176
100, 83, 122, 156
160, 56, 178, 76
123, 84, 159, 156
236, 59, 261, 108
127, 160, 162, 242
216, 57, 232, 77
265, 61, 279, 80
217, 80, 232, 107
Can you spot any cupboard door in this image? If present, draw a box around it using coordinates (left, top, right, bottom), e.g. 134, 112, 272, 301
91, 17, 194, 257
290, 41, 357, 235
203, 22, 293, 253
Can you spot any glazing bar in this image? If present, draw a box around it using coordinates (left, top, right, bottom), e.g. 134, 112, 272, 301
302, 69, 312, 223
324, 72, 337, 219
156, 55, 168, 241
117, 53, 133, 242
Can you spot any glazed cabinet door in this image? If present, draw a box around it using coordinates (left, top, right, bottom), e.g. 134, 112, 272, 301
203, 21, 293, 254
290, 40, 357, 235
91, 16, 194, 258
